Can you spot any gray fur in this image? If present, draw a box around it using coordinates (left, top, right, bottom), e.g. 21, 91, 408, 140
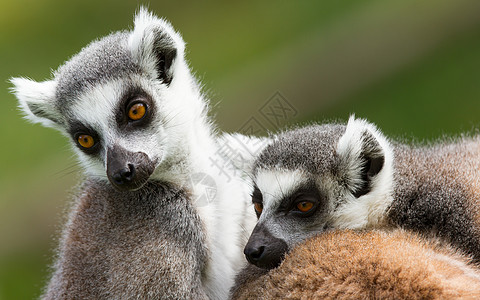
389, 142, 480, 259
254, 124, 345, 175
55, 32, 140, 109
250, 119, 480, 263
45, 179, 208, 299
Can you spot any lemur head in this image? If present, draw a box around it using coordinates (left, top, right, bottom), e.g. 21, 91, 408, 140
11, 8, 205, 191
244, 116, 395, 269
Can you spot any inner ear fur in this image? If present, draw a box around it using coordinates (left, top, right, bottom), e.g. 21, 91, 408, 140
353, 131, 385, 198
151, 30, 177, 85
337, 116, 389, 198
128, 7, 184, 85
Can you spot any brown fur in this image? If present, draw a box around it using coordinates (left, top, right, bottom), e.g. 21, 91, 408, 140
231, 230, 480, 300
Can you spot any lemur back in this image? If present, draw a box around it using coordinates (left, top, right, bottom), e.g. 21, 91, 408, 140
232, 230, 480, 300
242, 116, 480, 271
390, 140, 480, 258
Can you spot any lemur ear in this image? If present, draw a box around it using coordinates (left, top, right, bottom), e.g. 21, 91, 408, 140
128, 7, 184, 85
336, 116, 392, 198
10, 77, 62, 128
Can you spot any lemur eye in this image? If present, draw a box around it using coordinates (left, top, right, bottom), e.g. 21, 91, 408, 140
296, 201, 314, 213
254, 203, 263, 215
128, 102, 147, 121
77, 134, 95, 149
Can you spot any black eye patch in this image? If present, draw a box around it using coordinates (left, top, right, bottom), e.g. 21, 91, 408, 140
251, 185, 263, 204
68, 121, 101, 154
116, 86, 155, 129
251, 185, 263, 218
278, 182, 323, 217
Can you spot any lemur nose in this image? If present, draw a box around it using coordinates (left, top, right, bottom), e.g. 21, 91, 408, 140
243, 225, 289, 269
112, 164, 136, 186
244, 245, 265, 265
107, 145, 155, 191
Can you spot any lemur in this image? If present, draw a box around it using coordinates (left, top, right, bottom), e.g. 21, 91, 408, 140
242, 115, 480, 270
232, 230, 480, 300
11, 8, 261, 299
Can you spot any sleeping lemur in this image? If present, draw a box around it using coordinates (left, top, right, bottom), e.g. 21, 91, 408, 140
242, 115, 480, 270
11, 8, 261, 299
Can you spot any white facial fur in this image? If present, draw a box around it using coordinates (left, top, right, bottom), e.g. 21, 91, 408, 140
11, 8, 208, 186
255, 169, 310, 214
251, 116, 395, 249
68, 76, 163, 178
254, 168, 326, 246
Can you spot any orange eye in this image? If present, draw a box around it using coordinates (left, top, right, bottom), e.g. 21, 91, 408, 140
128, 103, 146, 121
253, 202, 263, 215
296, 201, 314, 213
77, 134, 95, 149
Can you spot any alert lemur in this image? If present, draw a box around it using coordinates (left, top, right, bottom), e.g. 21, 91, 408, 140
11, 8, 260, 299
232, 230, 480, 300
243, 115, 480, 270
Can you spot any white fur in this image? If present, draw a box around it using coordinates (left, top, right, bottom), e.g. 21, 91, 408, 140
255, 169, 310, 212
218, 133, 271, 177
128, 7, 185, 80
189, 152, 256, 299
10, 77, 60, 129
332, 115, 394, 229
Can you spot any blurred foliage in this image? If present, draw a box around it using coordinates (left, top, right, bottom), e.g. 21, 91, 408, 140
2, 0, 480, 298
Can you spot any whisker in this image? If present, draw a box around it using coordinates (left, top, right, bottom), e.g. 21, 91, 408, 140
56, 168, 82, 179
52, 161, 82, 177
163, 120, 191, 130
274, 173, 286, 200
161, 109, 183, 127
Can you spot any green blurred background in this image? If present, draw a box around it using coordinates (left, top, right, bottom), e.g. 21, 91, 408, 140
2, 0, 480, 298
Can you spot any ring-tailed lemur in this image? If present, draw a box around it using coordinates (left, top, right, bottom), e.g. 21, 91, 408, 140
11, 8, 262, 299
232, 230, 480, 299
243, 115, 480, 270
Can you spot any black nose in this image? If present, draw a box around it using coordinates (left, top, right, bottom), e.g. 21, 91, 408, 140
106, 145, 155, 191
244, 244, 265, 265
112, 164, 135, 186
244, 225, 289, 270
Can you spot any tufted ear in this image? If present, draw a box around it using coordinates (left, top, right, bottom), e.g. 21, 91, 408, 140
128, 7, 184, 85
10, 77, 62, 128
336, 115, 392, 198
